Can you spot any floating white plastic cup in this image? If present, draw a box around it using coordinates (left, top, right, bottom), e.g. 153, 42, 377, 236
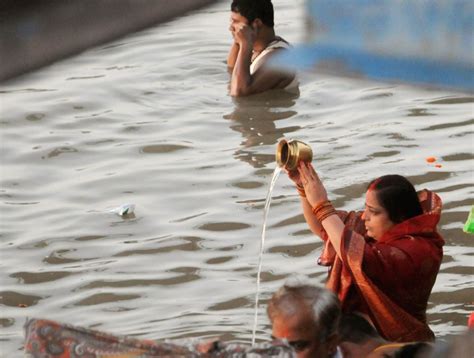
109, 203, 135, 216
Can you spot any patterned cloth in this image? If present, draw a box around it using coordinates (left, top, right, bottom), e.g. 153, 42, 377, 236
24, 318, 295, 357
320, 190, 444, 342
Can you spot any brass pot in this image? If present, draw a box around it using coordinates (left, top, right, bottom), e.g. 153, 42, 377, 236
276, 139, 313, 171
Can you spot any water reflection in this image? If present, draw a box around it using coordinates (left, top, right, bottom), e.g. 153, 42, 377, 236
224, 90, 301, 168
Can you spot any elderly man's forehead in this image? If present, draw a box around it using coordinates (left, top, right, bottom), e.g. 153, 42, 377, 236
275, 295, 312, 316
272, 306, 321, 341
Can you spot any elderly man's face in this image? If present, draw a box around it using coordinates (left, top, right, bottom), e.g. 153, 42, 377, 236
271, 308, 334, 358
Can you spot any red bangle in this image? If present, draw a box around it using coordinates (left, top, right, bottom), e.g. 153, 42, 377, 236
318, 209, 337, 223
312, 200, 332, 215
312, 200, 336, 222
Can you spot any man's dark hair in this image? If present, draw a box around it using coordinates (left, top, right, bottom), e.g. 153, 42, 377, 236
338, 313, 380, 344
231, 0, 274, 27
368, 175, 423, 224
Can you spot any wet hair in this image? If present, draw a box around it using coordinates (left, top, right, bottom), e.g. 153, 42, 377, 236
231, 0, 274, 27
368, 175, 423, 224
267, 283, 341, 342
338, 313, 380, 344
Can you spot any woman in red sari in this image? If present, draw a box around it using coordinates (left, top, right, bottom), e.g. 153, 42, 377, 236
287, 162, 444, 342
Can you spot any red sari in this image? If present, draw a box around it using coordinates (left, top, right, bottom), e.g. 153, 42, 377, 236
319, 190, 444, 342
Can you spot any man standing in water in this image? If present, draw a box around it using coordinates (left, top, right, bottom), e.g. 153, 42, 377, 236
227, 0, 298, 96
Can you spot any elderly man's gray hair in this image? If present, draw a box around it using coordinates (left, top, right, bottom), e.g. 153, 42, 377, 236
267, 282, 341, 342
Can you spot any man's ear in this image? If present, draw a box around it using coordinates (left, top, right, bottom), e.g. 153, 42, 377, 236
252, 18, 263, 29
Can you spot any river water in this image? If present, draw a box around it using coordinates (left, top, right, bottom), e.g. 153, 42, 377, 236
0, 0, 473, 355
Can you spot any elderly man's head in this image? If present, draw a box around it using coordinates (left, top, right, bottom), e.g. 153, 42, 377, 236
267, 283, 341, 358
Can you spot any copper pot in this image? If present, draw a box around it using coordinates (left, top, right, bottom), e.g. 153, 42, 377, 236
276, 139, 313, 171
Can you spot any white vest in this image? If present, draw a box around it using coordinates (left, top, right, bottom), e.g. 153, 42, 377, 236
250, 38, 299, 91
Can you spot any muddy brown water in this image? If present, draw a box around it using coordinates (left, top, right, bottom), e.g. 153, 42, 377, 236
0, 0, 473, 355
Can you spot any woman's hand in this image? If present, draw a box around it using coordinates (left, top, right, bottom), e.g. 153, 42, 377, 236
285, 167, 303, 187
298, 162, 329, 207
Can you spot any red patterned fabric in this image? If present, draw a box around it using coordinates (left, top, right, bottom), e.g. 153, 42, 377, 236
24, 318, 295, 357
320, 190, 444, 342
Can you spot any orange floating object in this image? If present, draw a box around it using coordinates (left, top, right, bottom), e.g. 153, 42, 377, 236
426, 156, 437, 163
435, 164, 442, 168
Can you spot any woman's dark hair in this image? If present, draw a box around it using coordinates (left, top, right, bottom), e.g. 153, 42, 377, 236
231, 0, 274, 27
368, 175, 423, 224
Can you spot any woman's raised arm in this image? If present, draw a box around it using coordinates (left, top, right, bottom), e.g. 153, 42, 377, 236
297, 162, 346, 260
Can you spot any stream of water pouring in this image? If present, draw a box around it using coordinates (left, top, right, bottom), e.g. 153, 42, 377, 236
251, 166, 282, 345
